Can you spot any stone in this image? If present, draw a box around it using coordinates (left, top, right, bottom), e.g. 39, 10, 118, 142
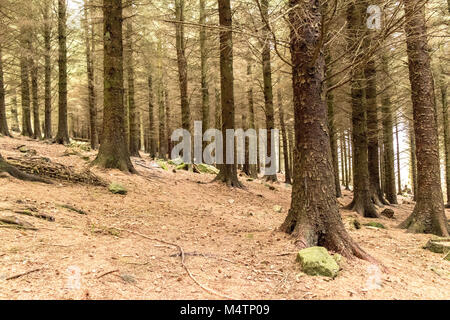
363, 222, 386, 229
380, 208, 395, 219
194, 163, 219, 174
423, 237, 450, 259
108, 183, 127, 195
273, 205, 282, 213
296, 246, 340, 278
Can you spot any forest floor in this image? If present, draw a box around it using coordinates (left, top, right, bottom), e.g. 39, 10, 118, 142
0, 135, 449, 300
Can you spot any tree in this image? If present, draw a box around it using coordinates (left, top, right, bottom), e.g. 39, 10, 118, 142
278, 89, 291, 184
214, 0, 241, 187
30, 37, 42, 140
0, 45, 10, 137
55, 0, 70, 144
92, 0, 135, 173
43, 0, 52, 140
199, 0, 210, 150
399, 0, 449, 236
344, 1, 378, 218
280, 0, 373, 260
84, 0, 98, 149
20, 27, 33, 137
380, 53, 397, 204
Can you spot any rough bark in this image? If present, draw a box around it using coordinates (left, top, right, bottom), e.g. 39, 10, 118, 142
175, 0, 190, 134
214, 0, 242, 187
409, 119, 418, 201
260, 0, 277, 182
200, 0, 209, 149
380, 54, 397, 204
43, 0, 52, 139
325, 51, 341, 197
20, 28, 33, 137
93, 0, 135, 173
439, 62, 450, 205
10, 88, 20, 132
30, 53, 42, 140
280, 0, 374, 261
147, 73, 157, 158
0, 45, 10, 137
158, 82, 167, 159
399, 0, 449, 236
84, 0, 98, 149
243, 60, 257, 178
345, 1, 379, 218
395, 119, 402, 194
55, 0, 70, 144
278, 89, 291, 184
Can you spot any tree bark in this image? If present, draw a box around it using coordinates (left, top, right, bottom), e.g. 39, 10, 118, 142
20, 28, 33, 137
84, 0, 98, 149
93, 0, 135, 173
43, 0, 52, 140
214, 0, 241, 187
10, 88, 20, 132
381, 53, 397, 204
200, 0, 209, 150
280, 0, 373, 261
55, 0, 70, 144
0, 45, 10, 137
399, 0, 449, 236
395, 118, 402, 194
30, 52, 42, 140
409, 119, 418, 201
147, 73, 157, 158
278, 89, 291, 184
345, 1, 378, 218
260, 0, 277, 182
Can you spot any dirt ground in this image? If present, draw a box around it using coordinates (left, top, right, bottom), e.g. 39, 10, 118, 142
0, 135, 448, 300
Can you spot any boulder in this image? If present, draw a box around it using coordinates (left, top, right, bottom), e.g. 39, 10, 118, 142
424, 237, 450, 260
108, 182, 127, 195
296, 246, 340, 278
193, 163, 219, 174
381, 208, 395, 219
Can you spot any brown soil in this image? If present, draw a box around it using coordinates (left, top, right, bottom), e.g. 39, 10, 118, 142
0, 135, 448, 300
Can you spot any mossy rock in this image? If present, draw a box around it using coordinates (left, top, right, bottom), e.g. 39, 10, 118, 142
273, 205, 282, 213
333, 253, 343, 266
108, 182, 127, 195
168, 157, 184, 166
363, 222, 386, 229
156, 160, 168, 171
176, 163, 188, 171
194, 163, 219, 174
296, 246, 340, 278
423, 237, 450, 259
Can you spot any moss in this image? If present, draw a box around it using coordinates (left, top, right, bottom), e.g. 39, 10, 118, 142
363, 222, 386, 229
296, 247, 340, 278
157, 160, 169, 171
176, 163, 188, 170
108, 182, 127, 195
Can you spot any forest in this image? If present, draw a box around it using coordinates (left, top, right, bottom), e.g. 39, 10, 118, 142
0, 0, 448, 301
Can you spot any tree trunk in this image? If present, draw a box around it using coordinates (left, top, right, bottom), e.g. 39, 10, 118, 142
175, 0, 190, 134
10, 88, 20, 132
365, 56, 387, 206
0, 45, 10, 137
409, 119, 418, 201
325, 51, 341, 197
439, 62, 450, 205
214, 0, 241, 187
280, 0, 373, 261
55, 0, 70, 144
395, 119, 402, 194
278, 89, 291, 184
31, 54, 42, 140
84, 0, 98, 149
125, 20, 140, 157
43, 0, 52, 139
93, 0, 135, 173
20, 54, 33, 137
343, 131, 350, 190
345, 1, 378, 218
200, 0, 209, 150
381, 53, 397, 204
243, 60, 257, 178
399, 0, 449, 236
147, 73, 157, 158
165, 87, 172, 157
158, 82, 167, 159
260, 0, 277, 182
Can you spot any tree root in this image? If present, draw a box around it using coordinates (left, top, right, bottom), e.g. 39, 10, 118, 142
115, 227, 236, 299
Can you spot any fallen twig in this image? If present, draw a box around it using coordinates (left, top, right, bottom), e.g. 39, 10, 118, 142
6, 267, 43, 280
115, 227, 235, 300
97, 269, 119, 279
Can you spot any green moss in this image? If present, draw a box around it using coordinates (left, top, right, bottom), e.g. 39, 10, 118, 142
156, 160, 168, 171
108, 182, 127, 195
296, 247, 340, 278
363, 222, 386, 229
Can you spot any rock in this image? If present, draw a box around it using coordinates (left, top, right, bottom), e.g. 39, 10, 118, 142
363, 222, 386, 229
333, 253, 343, 266
108, 182, 127, 195
273, 205, 282, 213
380, 208, 395, 219
194, 163, 219, 174
156, 160, 168, 171
265, 184, 276, 191
18, 146, 29, 153
423, 237, 450, 260
296, 246, 340, 278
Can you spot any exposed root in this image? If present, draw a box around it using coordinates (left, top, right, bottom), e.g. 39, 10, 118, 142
115, 227, 236, 300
